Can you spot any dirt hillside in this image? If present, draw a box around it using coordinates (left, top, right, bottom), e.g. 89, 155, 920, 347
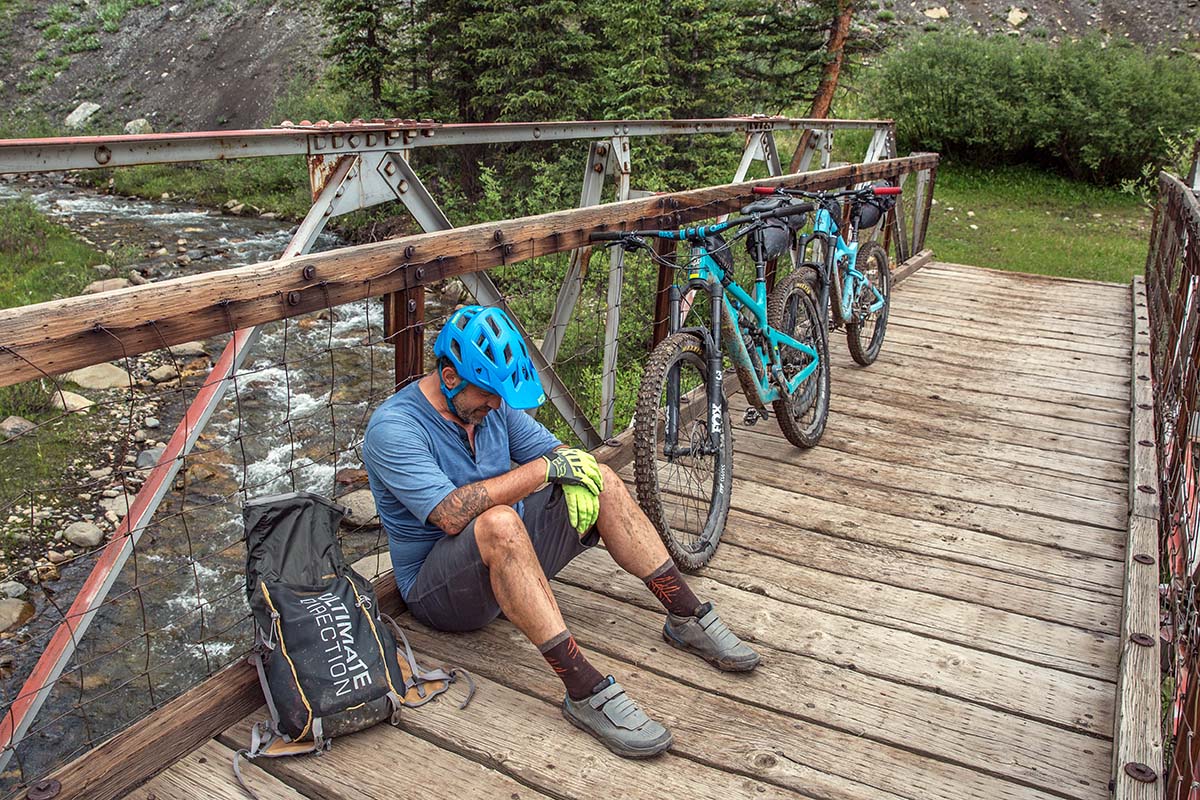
0, 0, 1195, 135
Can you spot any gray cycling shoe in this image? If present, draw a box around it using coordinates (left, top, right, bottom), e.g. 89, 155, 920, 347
663, 602, 761, 672
561, 677, 673, 758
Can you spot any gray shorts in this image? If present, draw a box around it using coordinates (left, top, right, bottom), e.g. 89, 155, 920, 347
405, 485, 599, 632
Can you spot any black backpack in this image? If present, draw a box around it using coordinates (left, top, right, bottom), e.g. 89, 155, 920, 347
234, 492, 470, 794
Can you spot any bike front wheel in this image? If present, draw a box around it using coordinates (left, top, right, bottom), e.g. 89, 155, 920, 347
846, 241, 892, 366
633, 332, 733, 571
768, 272, 830, 448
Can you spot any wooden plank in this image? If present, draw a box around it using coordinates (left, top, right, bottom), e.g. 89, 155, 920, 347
398, 614, 1084, 800
734, 400, 1128, 501
0, 155, 938, 387
898, 274, 1132, 318
727, 455, 1126, 559
891, 248, 932, 284
802, 391, 1128, 480
830, 349, 1133, 428
220, 710, 555, 800
560, 553, 1115, 735
714, 505, 1121, 633
888, 316, 1131, 362
127, 739, 309, 800
710, 474, 1125, 593
694, 527, 1118, 678
933, 261, 1131, 291
893, 289, 1134, 338
1111, 277, 1164, 798
728, 428, 1127, 531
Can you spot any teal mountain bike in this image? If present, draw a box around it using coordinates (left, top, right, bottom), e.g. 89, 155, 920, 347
590, 197, 829, 569
752, 183, 901, 365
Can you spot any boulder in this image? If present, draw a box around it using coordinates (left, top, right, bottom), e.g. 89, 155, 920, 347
0, 581, 26, 599
64, 102, 101, 130
0, 599, 33, 633
923, 6, 949, 19
51, 391, 93, 413
123, 118, 154, 135
0, 416, 35, 438
1007, 7, 1028, 26
136, 446, 165, 469
335, 468, 369, 487
64, 520, 104, 548
339, 489, 380, 528
83, 278, 131, 294
147, 365, 179, 383
64, 363, 132, 390
167, 341, 208, 358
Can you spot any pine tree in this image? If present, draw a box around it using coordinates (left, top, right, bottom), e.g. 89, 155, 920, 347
322, 0, 399, 108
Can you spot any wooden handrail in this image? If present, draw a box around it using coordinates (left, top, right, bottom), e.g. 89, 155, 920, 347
0, 155, 938, 388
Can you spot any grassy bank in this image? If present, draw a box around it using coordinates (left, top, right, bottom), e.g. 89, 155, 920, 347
923, 164, 1151, 283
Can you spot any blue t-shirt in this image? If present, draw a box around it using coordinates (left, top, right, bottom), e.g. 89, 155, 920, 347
361, 380, 561, 600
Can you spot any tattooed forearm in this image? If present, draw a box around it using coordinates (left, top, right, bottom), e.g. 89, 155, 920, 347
429, 483, 494, 534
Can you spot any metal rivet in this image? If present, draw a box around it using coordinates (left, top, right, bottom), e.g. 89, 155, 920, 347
302, 266, 315, 281
94, 145, 111, 165
596, 144, 608, 157
397, 179, 409, 194
407, 299, 417, 313
533, 127, 541, 139
366, 133, 378, 147
404, 245, 416, 259
27, 779, 61, 800
384, 161, 396, 176
287, 291, 300, 306
348, 134, 360, 148
493, 230, 505, 243
1123, 762, 1157, 783
1138, 403, 1152, 410
1138, 439, 1153, 447
1130, 633, 1155, 647
414, 267, 425, 281
593, 162, 604, 173
1133, 553, 1155, 565
1137, 484, 1156, 494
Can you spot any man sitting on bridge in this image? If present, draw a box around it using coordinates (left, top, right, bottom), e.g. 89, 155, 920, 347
362, 305, 759, 758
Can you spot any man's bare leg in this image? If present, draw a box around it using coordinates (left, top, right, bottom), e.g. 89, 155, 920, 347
593, 463, 672, 578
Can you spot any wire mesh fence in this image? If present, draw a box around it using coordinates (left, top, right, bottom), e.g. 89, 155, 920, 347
1145, 168, 1200, 798
0, 142, 933, 794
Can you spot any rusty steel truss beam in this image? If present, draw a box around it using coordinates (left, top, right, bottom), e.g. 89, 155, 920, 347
0, 117, 893, 174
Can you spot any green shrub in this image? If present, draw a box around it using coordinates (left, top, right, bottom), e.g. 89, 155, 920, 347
864, 32, 1200, 184
876, 9, 895, 21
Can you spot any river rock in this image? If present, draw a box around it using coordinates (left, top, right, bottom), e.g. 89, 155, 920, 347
335, 468, 369, 487
128, 270, 148, 286
136, 447, 165, 469
88, 467, 112, 480
923, 6, 949, 19
65, 363, 132, 390
99, 492, 133, 519
339, 489, 379, 528
144, 417, 160, 429
51, 391, 93, 413
0, 581, 25, 598
0, 599, 32, 632
83, 278, 131, 294
1007, 7, 1028, 26
64, 101, 101, 129
147, 365, 179, 383
46, 550, 68, 565
124, 118, 154, 135
0, 416, 35, 438
64, 520, 104, 548
167, 341, 207, 358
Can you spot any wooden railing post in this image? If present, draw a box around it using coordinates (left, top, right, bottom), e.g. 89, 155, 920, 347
651, 237, 679, 349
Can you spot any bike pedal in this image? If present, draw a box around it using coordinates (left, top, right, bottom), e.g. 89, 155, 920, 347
743, 407, 768, 426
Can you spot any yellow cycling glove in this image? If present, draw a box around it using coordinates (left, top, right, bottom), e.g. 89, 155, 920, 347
541, 448, 604, 496
561, 483, 600, 535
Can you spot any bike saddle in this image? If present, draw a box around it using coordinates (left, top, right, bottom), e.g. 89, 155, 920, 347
740, 197, 791, 214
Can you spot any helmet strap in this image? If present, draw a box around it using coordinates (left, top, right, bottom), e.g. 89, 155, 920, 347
438, 372, 472, 425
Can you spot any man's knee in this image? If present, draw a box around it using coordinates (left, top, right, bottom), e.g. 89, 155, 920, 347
474, 505, 531, 562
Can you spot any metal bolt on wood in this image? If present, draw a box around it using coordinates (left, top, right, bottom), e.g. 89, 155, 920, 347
26, 780, 60, 800
1133, 553, 1155, 565
1123, 762, 1158, 783
1131, 633, 1155, 647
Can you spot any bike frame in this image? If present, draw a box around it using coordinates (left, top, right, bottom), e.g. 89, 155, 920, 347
805, 206, 886, 326
657, 221, 816, 448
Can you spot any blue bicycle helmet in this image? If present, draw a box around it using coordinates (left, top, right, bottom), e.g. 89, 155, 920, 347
433, 305, 545, 410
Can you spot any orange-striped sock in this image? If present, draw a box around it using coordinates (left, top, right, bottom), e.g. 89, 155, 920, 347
644, 558, 702, 617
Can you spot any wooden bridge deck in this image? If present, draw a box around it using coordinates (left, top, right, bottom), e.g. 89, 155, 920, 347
134, 261, 1131, 800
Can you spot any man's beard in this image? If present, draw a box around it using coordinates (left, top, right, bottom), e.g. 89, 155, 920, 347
452, 392, 490, 425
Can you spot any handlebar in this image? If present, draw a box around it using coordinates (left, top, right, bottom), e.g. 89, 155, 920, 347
753, 184, 902, 199
588, 201, 814, 245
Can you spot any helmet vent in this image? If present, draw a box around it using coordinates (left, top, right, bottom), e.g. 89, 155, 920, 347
486, 317, 501, 335
450, 340, 462, 360
503, 343, 513, 364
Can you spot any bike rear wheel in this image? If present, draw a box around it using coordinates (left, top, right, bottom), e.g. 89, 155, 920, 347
768, 271, 830, 448
633, 332, 733, 571
846, 241, 891, 366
